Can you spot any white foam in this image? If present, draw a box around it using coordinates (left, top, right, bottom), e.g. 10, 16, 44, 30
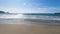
0, 14, 25, 19
0, 14, 60, 20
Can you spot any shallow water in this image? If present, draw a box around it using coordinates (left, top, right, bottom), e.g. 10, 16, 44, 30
0, 18, 60, 25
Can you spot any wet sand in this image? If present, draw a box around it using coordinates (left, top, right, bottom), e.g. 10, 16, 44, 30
48, 25, 60, 34
0, 23, 60, 34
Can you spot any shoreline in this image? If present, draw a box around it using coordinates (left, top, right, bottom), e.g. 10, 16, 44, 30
0, 18, 60, 25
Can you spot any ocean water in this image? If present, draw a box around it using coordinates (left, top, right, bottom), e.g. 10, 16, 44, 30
0, 13, 60, 20
23, 13, 60, 20
0, 13, 60, 25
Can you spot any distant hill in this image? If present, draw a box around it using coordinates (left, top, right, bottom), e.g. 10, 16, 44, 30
55, 13, 60, 14
0, 11, 18, 15
0, 11, 5, 13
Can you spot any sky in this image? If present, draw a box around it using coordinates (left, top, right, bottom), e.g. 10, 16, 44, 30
0, 0, 60, 13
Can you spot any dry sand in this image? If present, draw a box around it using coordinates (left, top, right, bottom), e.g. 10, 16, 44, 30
0, 23, 60, 34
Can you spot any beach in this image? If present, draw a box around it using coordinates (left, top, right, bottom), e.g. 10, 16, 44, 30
0, 23, 60, 34
0, 0, 60, 34
0, 14, 60, 34
48, 25, 60, 34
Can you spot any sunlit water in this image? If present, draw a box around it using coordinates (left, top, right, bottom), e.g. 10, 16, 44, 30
0, 14, 24, 19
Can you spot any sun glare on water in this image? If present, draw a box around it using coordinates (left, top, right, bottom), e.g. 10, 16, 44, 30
0, 14, 25, 19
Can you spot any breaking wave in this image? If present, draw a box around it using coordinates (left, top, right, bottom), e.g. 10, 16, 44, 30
0, 13, 60, 20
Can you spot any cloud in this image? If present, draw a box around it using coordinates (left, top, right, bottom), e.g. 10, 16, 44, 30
36, 7, 60, 13
0, 7, 35, 13
0, 7, 60, 13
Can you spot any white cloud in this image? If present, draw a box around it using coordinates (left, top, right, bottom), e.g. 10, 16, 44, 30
0, 7, 34, 13
0, 7, 60, 13
0, 8, 23, 13
37, 7, 60, 13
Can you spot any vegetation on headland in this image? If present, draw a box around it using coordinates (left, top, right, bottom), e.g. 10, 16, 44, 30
0, 11, 9, 14
0, 11, 5, 13
55, 13, 60, 14
0, 11, 18, 15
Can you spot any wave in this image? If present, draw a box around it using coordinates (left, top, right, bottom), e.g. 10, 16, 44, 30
0, 13, 60, 20
0, 14, 25, 18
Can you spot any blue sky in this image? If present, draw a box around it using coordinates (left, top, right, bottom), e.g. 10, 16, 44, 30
0, 0, 60, 13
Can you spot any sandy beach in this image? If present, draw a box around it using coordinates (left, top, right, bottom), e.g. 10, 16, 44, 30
0, 23, 60, 34
48, 25, 60, 34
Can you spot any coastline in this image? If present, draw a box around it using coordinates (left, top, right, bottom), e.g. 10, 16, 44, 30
0, 18, 60, 25
0, 18, 60, 34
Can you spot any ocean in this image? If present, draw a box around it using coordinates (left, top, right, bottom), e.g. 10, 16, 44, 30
0, 13, 60, 25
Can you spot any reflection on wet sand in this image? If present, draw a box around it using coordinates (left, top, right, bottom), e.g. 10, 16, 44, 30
0, 24, 60, 34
